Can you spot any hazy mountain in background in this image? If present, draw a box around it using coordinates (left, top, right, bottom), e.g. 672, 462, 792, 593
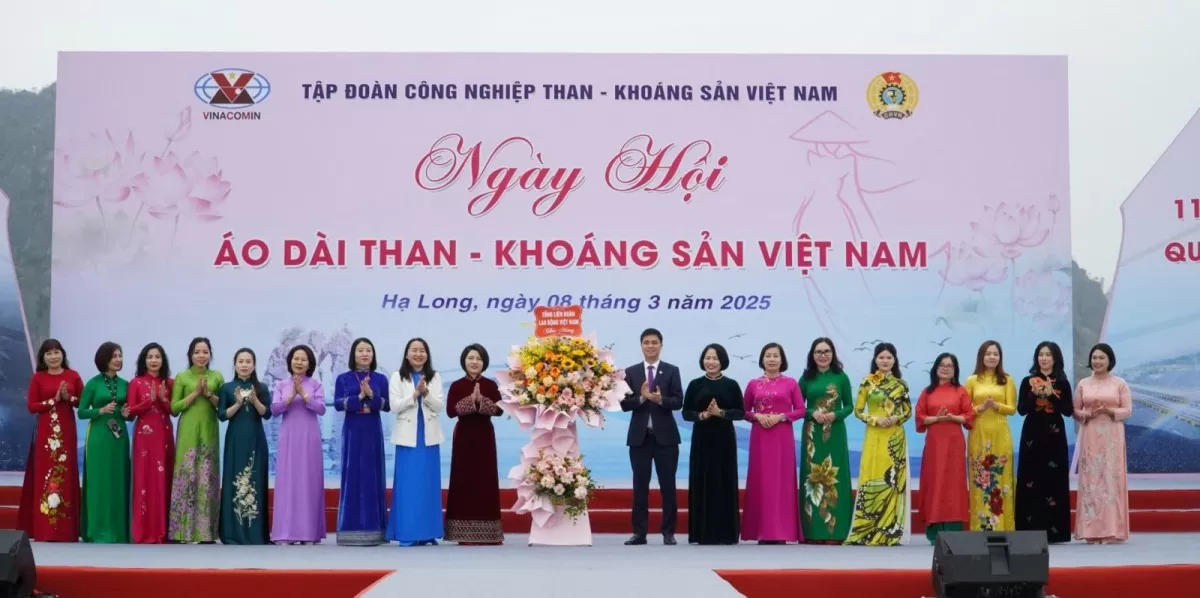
0, 84, 54, 468
0, 83, 54, 343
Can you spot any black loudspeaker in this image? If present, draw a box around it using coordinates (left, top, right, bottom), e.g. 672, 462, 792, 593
932, 530, 1049, 598
0, 530, 36, 598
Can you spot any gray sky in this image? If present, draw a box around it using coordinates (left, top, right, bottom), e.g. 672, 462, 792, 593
3, 0, 1199, 286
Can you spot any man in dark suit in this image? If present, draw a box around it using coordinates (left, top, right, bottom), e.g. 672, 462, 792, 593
619, 328, 683, 545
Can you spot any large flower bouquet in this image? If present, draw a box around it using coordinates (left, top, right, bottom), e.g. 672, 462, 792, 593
521, 449, 598, 520
497, 335, 629, 430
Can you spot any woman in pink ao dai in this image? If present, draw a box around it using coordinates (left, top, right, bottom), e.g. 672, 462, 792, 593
741, 343, 806, 544
1073, 343, 1131, 544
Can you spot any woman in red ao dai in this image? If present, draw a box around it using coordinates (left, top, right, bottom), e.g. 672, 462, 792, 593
915, 353, 973, 544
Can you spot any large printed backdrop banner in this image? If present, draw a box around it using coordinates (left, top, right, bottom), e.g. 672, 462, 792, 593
41, 52, 1072, 485
1102, 107, 1200, 474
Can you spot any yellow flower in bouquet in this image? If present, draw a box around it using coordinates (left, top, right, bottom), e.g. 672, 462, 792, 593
507, 335, 619, 414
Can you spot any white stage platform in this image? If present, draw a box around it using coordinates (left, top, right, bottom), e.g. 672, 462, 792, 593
30, 532, 1200, 598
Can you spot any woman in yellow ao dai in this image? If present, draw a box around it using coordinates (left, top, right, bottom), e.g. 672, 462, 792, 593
965, 341, 1017, 532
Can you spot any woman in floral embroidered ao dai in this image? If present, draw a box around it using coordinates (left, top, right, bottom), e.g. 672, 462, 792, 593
1073, 343, 1131, 544
965, 341, 1017, 532
217, 348, 272, 545
128, 343, 176, 544
18, 339, 84, 542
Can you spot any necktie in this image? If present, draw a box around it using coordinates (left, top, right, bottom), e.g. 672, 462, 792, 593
646, 365, 656, 431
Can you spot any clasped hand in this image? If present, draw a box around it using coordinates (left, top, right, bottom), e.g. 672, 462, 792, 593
755, 412, 784, 428
289, 376, 309, 403
926, 406, 962, 425
358, 379, 373, 413
699, 399, 721, 420
1086, 403, 1111, 421
470, 382, 487, 410
149, 381, 169, 404
640, 381, 662, 404
813, 410, 834, 425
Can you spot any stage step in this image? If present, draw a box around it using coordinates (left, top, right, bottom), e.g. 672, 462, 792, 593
3, 504, 1200, 535
3, 486, 1200, 511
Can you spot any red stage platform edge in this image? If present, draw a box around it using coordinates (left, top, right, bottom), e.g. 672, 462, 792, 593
31, 563, 1200, 598
35, 567, 390, 598
3, 487, 1200, 534
717, 564, 1200, 598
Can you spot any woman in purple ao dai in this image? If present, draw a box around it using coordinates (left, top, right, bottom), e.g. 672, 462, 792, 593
741, 342, 806, 543
270, 344, 328, 544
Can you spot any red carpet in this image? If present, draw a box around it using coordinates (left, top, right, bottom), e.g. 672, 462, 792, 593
30, 563, 1200, 598
3, 487, 1200, 534
34, 567, 390, 598
717, 564, 1200, 598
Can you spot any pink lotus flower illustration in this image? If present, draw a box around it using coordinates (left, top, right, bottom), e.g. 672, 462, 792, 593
53, 106, 234, 266
939, 241, 1009, 291
970, 200, 1055, 260
133, 153, 190, 220
181, 153, 232, 220
53, 131, 145, 210
165, 107, 192, 145
1014, 268, 1070, 328
953, 194, 1061, 333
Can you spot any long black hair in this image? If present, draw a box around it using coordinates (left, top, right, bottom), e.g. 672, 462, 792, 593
973, 340, 1008, 385
925, 352, 960, 394
801, 337, 843, 381
1029, 341, 1066, 379
135, 342, 171, 380
398, 337, 436, 380
869, 342, 902, 379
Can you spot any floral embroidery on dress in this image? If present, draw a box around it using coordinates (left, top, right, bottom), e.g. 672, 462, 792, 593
169, 443, 218, 542
232, 453, 259, 525
803, 383, 842, 533
818, 384, 837, 442
39, 409, 71, 526
804, 455, 841, 533
971, 441, 1010, 531
1029, 377, 1060, 413
1078, 416, 1121, 531
454, 397, 478, 415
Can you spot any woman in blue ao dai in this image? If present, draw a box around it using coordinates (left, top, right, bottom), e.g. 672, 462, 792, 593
386, 337, 446, 546
333, 338, 390, 546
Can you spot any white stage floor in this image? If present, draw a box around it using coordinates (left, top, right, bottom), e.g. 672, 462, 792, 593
30, 533, 1200, 598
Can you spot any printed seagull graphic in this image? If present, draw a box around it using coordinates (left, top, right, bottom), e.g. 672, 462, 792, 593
930, 337, 951, 346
